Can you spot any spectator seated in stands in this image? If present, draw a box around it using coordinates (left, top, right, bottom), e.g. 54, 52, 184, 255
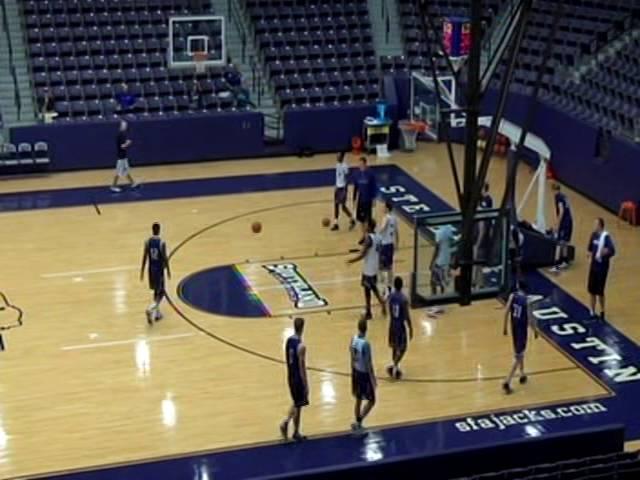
188, 80, 204, 110
221, 67, 255, 109
39, 87, 57, 123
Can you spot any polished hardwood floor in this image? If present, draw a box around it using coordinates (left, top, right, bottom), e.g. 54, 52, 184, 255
0, 143, 636, 478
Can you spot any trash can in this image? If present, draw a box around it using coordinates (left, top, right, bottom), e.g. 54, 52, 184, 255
399, 120, 427, 151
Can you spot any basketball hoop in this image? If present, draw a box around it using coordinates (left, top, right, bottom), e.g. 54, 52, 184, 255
398, 120, 430, 151
193, 51, 208, 75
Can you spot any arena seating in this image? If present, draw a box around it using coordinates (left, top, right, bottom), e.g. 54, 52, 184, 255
21, 0, 246, 121
544, 34, 640, 137
383, 0, 504, 74
242, 0, 381, 109
453, 450, 640, 480
494, 0, 637, 95
0, 141, 50, 168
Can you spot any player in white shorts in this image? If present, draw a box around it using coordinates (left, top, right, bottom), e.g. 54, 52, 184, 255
379, 200, 398, 297
331, 152, 356, 231
111, 120, 139, 193
347, 219, 387, 320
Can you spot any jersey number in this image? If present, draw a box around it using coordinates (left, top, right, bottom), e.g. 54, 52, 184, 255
149, 247, 160, 260
513, 304, 522, 319
392, 304, 400, 319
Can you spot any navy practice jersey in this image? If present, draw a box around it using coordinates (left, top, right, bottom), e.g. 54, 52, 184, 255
389, 291, 408, 331
555, 192, 572, 224
286, 335, 304, 383
510, 292, 529, 354
146, 236, 166, 272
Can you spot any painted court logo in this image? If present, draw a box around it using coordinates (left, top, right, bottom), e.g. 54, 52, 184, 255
263, 263, 328, 309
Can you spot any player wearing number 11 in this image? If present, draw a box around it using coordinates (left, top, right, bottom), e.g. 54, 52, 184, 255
140, 222, 171, 325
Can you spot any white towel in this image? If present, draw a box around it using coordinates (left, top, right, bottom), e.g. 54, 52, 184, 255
595, 231, 609, 262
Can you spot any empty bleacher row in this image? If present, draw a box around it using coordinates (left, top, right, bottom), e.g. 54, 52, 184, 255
0, 141, 49, 167
242, 0, 381, 108
544, 34, 640, 137
492, 0, 636, 94
455, 450, 640, 480
21, 0, 244, 121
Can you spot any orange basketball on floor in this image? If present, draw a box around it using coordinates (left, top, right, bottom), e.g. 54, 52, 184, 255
252, 221, 262, 234
322, 217, 331, 227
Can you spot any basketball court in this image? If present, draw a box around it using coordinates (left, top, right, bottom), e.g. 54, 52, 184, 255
0, 144, 637, 478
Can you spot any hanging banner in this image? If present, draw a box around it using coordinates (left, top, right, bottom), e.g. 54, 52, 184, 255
443, 17, 471, 57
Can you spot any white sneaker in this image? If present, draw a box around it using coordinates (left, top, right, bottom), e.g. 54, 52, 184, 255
110, 186, 122, 193
549, 266, 561, 274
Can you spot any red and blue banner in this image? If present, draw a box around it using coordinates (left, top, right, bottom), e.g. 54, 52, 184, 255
443, 16, 471, 57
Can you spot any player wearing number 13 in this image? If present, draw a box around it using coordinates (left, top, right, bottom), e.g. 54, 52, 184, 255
140, 222, 171, 325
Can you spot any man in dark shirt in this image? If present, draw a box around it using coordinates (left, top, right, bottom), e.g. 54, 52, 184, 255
587, 217, 615, 321
353, 157, 378, 241
110, 120, 139, 192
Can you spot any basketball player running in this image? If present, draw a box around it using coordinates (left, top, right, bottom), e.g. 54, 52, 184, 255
353, 157, 377, 242
379, 200, 399, 297
351, 318, 376, 433
111, 120, 139, 193
140, 222, 170, 324
347, 219, 387, 320
550, 183, 573, 273
280, 317, 308, 442
386, 277, 413, 379
502, 281, 537, 394
587, 217, 615, 321
331, 151, 356, 231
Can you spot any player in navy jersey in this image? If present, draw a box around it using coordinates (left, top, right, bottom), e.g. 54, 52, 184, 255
350, 318, 376, 433
502, 282, 537, 394
386, 277, 413, 380
331, 151, 356, 231
140, 222, 170, 325
550, 183, 573, 273
280, 317, 308, 441
587, 217, 615, 321
353, 157, 378, 241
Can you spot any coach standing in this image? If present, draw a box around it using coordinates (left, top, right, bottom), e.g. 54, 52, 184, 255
353, 157, 378, 242
587, 217, 615, 321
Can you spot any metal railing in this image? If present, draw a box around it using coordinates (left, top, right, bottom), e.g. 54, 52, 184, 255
227, 0, 247, 63
0, 0, 21, 121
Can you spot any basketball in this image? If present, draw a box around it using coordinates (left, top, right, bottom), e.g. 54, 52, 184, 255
322, 217, 331, 227
252, 221, 262, 234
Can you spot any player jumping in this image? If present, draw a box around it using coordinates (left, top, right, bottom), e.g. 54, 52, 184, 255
140, 222, 170, 324
502, 281, 538, 394
331, 151, 356, 231
386, 276, 413, 380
